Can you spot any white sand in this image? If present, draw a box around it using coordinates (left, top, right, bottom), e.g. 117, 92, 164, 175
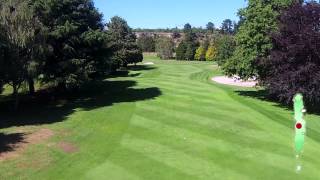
212, 76, 257, 87
143, 62, 154, 65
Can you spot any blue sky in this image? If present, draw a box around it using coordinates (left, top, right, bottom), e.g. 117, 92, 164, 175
93, 0, 247, 29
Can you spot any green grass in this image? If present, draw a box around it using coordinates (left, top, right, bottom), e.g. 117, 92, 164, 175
1, 55, 320, 179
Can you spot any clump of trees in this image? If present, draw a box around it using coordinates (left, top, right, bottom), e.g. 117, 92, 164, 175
0, 0, 142, 109
136, 20, 237, 62
175, 21, 236, 62
217, 0, 320, 108
222, 0, 293, 79
259, 1, 320, 106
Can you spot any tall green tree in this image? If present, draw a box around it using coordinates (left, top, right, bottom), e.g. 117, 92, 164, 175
81, 29, 111, 76
221, 19, 234, 34
177, 23, 198, 61
34, 0, 105, 89
176, 42, 187, 60
185, 44, 195, 61
107, 16, 143, 68
206, 22, 215, 33
224, 0, 293, 79
183, 23, 192, 33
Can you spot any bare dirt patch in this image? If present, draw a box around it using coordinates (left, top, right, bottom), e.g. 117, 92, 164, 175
0, 128, 54, 161
57, 142, 78, 153
27, 129, 54, 144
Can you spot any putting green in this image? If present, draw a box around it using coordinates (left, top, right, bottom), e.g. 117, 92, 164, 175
1, 55, 320, 179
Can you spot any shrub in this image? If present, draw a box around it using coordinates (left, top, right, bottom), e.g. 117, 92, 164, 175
194, 46, 206, 61
205, 46, 217, 61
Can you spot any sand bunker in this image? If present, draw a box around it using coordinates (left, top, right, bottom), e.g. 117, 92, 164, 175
212, 76, 257, 87
143, 62, 154, 65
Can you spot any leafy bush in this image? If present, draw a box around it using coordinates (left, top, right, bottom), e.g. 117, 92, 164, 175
194, 46, 206, 61
259, 2, 320, 106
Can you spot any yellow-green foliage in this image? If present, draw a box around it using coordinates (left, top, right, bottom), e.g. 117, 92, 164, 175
194, 46, 206, 61
205, 46, 217, 61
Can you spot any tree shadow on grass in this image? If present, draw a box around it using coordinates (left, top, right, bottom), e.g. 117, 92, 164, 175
103, 65, 156, 78
236, 89, 320, 115
0, 79, 162, 129
235, 89, 320, 144
0, 133, 25, 154
128, 65, 156, 71
235, 89, 284, 108
108, 71, 141, 78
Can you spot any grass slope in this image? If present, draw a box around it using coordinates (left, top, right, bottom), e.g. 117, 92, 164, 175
1, 55, 320, 179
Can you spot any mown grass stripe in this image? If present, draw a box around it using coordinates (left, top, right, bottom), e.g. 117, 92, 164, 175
127, 122, 299, 179
137, 104, 266, 135
121, 135, 249, 179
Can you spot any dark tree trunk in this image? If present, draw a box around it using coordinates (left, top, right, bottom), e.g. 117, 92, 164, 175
12, 84, 19, 110
28, 78, 35, 95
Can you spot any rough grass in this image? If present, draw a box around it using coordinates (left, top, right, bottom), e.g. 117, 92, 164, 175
1, 55, 320, 179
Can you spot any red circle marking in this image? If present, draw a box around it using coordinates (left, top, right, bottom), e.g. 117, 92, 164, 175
296, 123, 302, 129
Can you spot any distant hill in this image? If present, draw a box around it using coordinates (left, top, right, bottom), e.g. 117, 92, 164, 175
134, 31, 218, 45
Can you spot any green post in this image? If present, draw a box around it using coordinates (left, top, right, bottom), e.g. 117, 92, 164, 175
293, 94, 306, 155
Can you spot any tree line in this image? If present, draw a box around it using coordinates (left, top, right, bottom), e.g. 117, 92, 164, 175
223, 0, 320, 108
0, 0, 142, 109
137, 0, 320, 108
133, 19, 238, 34
137, 20, 237, 62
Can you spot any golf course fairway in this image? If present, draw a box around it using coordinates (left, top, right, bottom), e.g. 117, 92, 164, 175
1, 55, 320, 180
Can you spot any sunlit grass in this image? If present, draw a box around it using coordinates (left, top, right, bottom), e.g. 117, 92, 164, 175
0, 55, 320, 179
